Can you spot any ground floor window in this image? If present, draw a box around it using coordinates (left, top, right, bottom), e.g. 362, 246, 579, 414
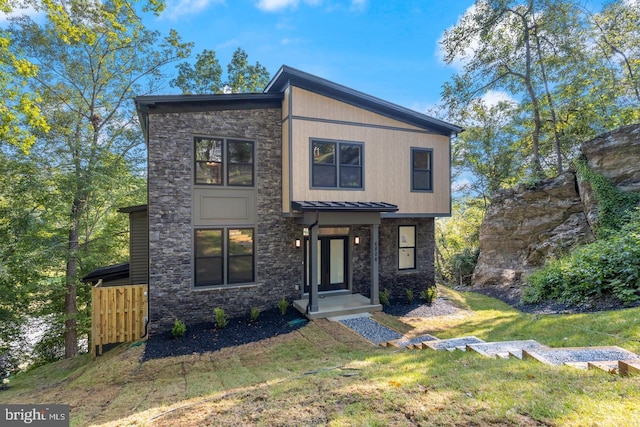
398, 225, 416, 270
194, 228, 255, 287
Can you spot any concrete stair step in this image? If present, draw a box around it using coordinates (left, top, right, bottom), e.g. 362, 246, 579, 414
421, 336, 485, 351
619, 360, 640, 376
522, 346, 640, 366
466, 340, 548, 360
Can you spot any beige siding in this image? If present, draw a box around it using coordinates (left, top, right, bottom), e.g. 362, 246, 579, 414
129, 210, 149, 285
284, 87, 451, 215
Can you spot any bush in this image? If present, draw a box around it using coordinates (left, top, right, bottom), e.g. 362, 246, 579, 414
421, 287, 437, 304
250, 307, 260, 322
277, 298, 289, 316
171, 319, 186, 338
405, 289, 414, 304
214, 307, 228, 328
523, 209, 640, 306
379, 288, 390, 306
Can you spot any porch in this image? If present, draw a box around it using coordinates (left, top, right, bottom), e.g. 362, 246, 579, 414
293, 293, 382, 320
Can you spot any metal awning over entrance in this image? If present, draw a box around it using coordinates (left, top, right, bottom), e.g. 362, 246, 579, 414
292, 201, 398, 318
292, 201, 398, 212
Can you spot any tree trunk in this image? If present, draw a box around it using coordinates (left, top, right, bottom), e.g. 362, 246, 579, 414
64, 198, 82, 359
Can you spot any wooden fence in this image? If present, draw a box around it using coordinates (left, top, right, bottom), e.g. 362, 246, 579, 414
91, 284, 148, 357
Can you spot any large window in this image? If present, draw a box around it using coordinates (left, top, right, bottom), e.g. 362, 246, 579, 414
311, 140, 363, 189
411, 148, 432, 192
195, 137, 254, 186
195, 228, 255, 287
398, 225, 416, 270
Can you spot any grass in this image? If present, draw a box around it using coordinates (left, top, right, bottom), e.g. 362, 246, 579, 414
3, 286, 640, 426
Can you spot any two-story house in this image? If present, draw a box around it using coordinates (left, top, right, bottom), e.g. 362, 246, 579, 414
133, 65, 461, 334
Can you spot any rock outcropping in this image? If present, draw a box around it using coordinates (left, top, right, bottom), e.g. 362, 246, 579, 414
472, 124, 640, 296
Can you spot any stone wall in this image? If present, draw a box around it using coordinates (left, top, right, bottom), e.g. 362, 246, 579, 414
472, 124, 640, 294
147, 106, 303, 334
352, 218, 435, 299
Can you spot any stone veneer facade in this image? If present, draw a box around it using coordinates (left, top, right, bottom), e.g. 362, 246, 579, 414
351, 218, 435, 299
147, 105, 438, 334
147, 105, 303, 334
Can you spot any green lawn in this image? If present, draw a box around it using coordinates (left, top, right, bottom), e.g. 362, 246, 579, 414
3, 286, 640, 426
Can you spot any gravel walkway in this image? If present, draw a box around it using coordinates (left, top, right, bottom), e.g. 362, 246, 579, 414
338, 316, 403, 345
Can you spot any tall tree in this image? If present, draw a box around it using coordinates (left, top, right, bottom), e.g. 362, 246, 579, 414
10, 0, 191, 358
171, 47, 270, 94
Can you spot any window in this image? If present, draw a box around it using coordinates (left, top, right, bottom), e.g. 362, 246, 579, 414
311, 140, 363, 189
411, 148, 432, 191
398, 225, 416, 270
195, 137, 254, 186
194, 228, 255, 287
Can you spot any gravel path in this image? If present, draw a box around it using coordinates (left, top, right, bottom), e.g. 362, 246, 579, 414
338, 317, 403, 345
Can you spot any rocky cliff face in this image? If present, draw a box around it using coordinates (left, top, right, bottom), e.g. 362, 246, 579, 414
472, 124, 640, 297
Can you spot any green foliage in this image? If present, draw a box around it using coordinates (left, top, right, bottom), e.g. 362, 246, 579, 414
171, 319, 186, 338
523, 209, 640, 306
277, 297, 289, 316
435, 198, 484, 286
575, 156, 640, 237
420, 287, 437, 304
250, 307, 261, 322
214, 307, 228, 329
378, 288, 390, 306
171, 47, 269, 94
405, 289, 414, 304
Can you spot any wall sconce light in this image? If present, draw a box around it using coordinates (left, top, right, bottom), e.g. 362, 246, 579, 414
354, 236, 360, 245
295, 239, 301, 248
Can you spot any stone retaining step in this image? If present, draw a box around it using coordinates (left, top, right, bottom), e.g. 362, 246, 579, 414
619, 360, 640, 376
522, 346, 640, 367
466, 340, 548, 359
421, 336, 485, 351
384, 334, 438, 349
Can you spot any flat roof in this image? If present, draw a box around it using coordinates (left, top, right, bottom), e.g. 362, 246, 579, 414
292, 201, 399, 212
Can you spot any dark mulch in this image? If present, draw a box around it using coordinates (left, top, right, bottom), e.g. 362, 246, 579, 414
382, 298, 437, 316
143, 308, 307, 361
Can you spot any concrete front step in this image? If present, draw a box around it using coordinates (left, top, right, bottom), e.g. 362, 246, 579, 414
522, 346, 640, 367
466, 340, 548, 360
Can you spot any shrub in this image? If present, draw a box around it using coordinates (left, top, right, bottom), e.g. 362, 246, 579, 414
421, 287, 437, 304
214, 307, 228, 328
171, 319, 186, 338
523, 209, 640, 306
277, 297, 289, 315
379, 288, 390, 306
405, 289, 414, 304
250, 307, 261, 322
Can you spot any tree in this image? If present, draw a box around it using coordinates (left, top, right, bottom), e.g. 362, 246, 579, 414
170, 49, 222, 94
171, 47, 270, 94
453, 99, 525, 203
9, 0, 191, 358
226, 48, 270, 93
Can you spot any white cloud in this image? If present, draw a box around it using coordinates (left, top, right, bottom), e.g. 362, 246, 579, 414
481, 90, 517, 107
350, 0, 367, 12
256, 0, 321, 12
435, 3, 479, 70
162, 0, 224, 21
0, 5, 43, 24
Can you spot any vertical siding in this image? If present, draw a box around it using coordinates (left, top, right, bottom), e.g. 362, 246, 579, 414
129, 210, 149, 285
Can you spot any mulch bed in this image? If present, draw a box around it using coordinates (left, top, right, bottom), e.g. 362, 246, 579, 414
143, 308, 307, 361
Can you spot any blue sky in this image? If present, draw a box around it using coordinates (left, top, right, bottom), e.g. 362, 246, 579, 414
151, 0, 476, 114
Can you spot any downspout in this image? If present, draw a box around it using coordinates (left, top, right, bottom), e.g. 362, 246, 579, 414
306, 210, 320, 314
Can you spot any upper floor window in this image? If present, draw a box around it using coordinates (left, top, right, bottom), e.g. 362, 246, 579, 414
411, 148, 432, 192
195, 137, 254, 186
311, 139, 363, 189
